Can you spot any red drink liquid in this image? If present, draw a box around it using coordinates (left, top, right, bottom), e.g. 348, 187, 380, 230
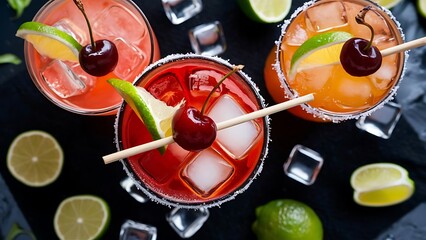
117, 55, 269, 207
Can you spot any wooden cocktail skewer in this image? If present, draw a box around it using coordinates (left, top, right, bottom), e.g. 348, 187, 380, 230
103, 93, 314, 164
381, 36, 426, 56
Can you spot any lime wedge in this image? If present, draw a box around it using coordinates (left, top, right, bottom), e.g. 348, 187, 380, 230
7, 130, 63, 187
54, 195, 110, 240
108, 78, 182, 153
418, 0, 426, 18
16, 22, 82, 62
238, 0, 292, 23
289, 31, 353, 79
373, 0, 403, 9
350, 163, 415, 207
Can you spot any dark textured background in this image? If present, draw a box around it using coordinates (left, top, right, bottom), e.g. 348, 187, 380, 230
1, 0, 426, 239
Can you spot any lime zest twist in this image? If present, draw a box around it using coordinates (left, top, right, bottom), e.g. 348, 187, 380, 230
200, 65, 244, 115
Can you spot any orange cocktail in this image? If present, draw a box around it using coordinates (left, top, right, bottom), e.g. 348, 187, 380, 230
265, 0, 406, 122
24, 0, 160, 115
116, 54, 269, 208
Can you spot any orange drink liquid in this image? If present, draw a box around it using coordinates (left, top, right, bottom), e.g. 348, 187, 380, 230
24, 0, 160, 115
116, 54, 269, 208
265, 0, 406, 122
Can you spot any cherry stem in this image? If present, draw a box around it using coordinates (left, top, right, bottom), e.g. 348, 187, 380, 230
200, 65, 244, 115
356, 6, 380, 51
73, 0, 95, 48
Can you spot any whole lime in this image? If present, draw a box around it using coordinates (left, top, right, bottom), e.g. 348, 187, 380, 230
252, 199, 323, 240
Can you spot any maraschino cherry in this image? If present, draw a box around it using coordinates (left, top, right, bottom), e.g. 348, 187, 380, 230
172, 65, 243, 152
73, 0, 118, 77
340, 6, 382, 77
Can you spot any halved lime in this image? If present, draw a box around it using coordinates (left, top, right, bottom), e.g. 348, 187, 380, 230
373, 0, 403, 9
350, 163, 415, 207
16, 22, 82, 62
418, 0, 426, 18
7, 130, 63, 187
238, 0, 292, 23
108, 78, 183, 153
289, 31, 353, 79
54, 195, 110, 240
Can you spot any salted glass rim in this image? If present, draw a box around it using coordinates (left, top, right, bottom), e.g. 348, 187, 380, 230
24, 0, 157, 116
273, 0, 409, 122
114, 53, 271, 209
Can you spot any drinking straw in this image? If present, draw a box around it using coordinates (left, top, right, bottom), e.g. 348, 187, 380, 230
103, 93, 314, 164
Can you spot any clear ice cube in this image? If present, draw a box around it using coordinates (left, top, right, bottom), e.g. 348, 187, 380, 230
189, 69, 223, 96
284, 145, 324, 185
113, 38, 145, 80
356, 102, 402, 139
120, 177, 148, 203
188, 21, 226, 56
162, 0, 203, 25
53, 18, 87, 44
182, 149, 233, 196
41, 60, 89, 98
305, 1, 348, 32
285, 24, 308, 46
146, 73, 185, 106
166, 207, 209, 238
93, 5, 145, 43
119, 219, 157, 240
207, 95, 260, 158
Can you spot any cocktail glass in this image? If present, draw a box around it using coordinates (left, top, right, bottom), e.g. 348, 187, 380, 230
264, 0, 407, 122
24, 0, 160, 116
115, 53, 270, 209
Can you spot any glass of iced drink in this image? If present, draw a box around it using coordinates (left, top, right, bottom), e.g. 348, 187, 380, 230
264, 0, 407, 122
24, 0, 160, 115
115, 54, 270, 208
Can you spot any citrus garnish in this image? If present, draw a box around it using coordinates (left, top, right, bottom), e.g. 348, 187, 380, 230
7, 130, 63, 187
237, 0, 292, 23
108, 78, 183, 153
289, 31, 353, 79
350, 163, 415, 207
54, 195, 110, 240
252, 199, 323, 240
373, 0, 403, 9
16, 22, 82, 62
418, 0, 426, 18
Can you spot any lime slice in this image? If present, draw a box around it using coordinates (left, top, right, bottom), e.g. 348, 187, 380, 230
16, 22, 82, 62
54, 195, 110, 240
238, 0, 292, 23
289, 31, 353, 79
373, 0, 403, 9
7, 130, 63, 187
350, 163, 415, 207
108, 78, 183, 153
418, 0, 426, 18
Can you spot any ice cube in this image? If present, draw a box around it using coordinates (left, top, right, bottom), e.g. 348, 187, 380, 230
207, 95, 260, 158
146, 73, 185, 106
332, 75, 373, 109
166, 208, 209, 238
162, 0, 203, 25
113, 38, 145, 80
188, 69, 222, 98
305, 1, 348, 32
93, 5, 145, 43
188, 21, 226, 56
41, 60, 88, 98
119, 220, 157, 240
53, 18, 87, 44
369, 63, 396, 90
182, 149, 233, 196
285, 24, 308, 46
284, 145, 324, 185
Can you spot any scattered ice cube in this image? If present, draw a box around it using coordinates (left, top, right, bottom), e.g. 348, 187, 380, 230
285, 24, 308, 46
41, 60, 88, 98
93, 5, 145, 43
53, 18, 87, 44
120, 177, 148, 203
356, 102, 402, 139
162, 0, 203, 25
188, 21, 226, 56
305, 1, 348, 32
284, 145, 323, 185
182, 149, 233, 196
207, 95, 260, 158
119, 219, 157, 240
166, 207, 209, 238
113, 38, 145, 80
